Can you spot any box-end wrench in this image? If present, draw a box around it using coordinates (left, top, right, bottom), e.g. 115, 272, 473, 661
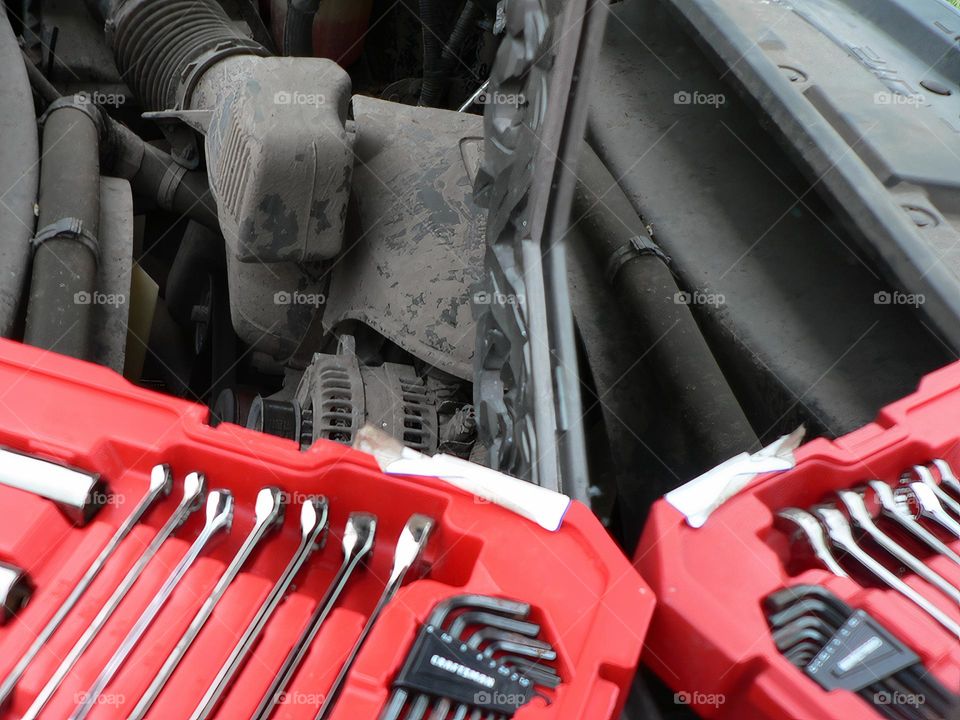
908, 466, 960, 518
813, 506, 960, 637
70, 489, 234, 720
775, 508, 849, 577
836, 489, 960, 602
0, 464, 172, 709
128, 486, 286, 720
0, 446, 107, 525
902, 482, 960, 538
315, 514, 434, 720
868, 481, 960, 566
189, 496, 329, 720
931, 459, 960, 497
22, 470, 205, 720
252, 512, 377, 720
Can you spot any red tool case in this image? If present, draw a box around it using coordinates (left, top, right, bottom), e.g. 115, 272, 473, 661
0, 339, 651, 720
635, 362, 960, 719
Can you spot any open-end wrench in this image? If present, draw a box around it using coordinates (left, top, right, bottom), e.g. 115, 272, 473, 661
380, 596, 532, 720
813, 506, 960, 637
22, 470, 205, 720
908, 465, 960, 518
868, 480, 960, 566
315, 514, 434, 720
931, 459, 960, 496
902, 482, 960, 538
0, 464, 172, 709
128, 486, 286, 720
70, 489, 234, 720
836, 488, 960, 602
189, 496, 329, 720
775, 507, 849, 577
252, 512, 377, 720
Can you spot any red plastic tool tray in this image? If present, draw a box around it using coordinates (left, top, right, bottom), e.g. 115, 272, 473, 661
0, 338, 651, 719
635, 361, 960, 719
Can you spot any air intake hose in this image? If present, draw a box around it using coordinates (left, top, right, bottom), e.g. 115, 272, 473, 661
108, 0, 268, 112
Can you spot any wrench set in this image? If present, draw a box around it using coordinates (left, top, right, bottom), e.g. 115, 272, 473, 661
777, 458, 960, 637
764, 585, 959, 720
379, 594, 560, 720
0, 338, 649, 720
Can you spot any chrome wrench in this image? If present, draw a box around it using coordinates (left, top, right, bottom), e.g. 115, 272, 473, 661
902, 482, 960, 538
835, 488, 960, 602
70, 489, 234, 720
868, 480, 960, 566
22, 470, 205, 720
0, 446, 106, 524
0, 562, 32, 624
813, 506, 960, 637
315, 514, 434, 720
909, 465, 960, 518
775, 507, 849, 577
931, 458, 960, 496
252, 511, 377, 720
128, 486, 286, 720
0, 464, 172, 709
189, 496, 329, 720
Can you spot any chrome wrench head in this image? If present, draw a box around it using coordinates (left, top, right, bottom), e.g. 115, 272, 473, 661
775, 507, 848, 577
900, 482, 960, 538
931, 458, 960, 496
343, 511, 377, 559
907, 465, 960, 517
868, 479, 960, 566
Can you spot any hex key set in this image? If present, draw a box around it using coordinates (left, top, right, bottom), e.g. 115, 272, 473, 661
0, 338, 647, 720
637, 360, 960, 719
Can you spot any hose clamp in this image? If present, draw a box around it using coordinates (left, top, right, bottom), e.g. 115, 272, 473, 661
157, 161, 188, 213
31, 217, 100, 264
604, 234, 670, 285
39, 95, 106, 137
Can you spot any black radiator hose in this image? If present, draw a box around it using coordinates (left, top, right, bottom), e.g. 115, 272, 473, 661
574, 147, 758, 461
24, 97, 101, 360
0, 7, 40, 337
417, 0, 444, 106
283, 0, 320, 56
21, 49, 218, 229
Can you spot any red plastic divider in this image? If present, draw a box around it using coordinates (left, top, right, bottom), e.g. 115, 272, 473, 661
635, 361, 960, 719
0, 339, 652, 719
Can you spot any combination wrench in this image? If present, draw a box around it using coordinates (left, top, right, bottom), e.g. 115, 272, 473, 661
70, 489, 234, 720
189, 496, 329, 720
128, 486, 286, 720
835, 488, 960, 603
314, 513, 434, 720
0, 464, 172, 709
868, 480, 960, 566
252, 511, 377, 720
908, 465, 960, 518
775, 507, 849, 577
0, 446, 106, 524
813, 506, 960, 637
22, 470, 205, 720
0, 562, 32, 624
902, 482, 960, 538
